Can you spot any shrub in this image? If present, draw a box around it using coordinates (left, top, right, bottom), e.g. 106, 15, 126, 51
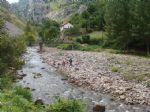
0, 88, 35, 112
0, 75, 12, 90
90, 38, 101, 45
82, 35, 90, 44
76, 35, 101, 45
57, 44, 80, 50
0, 35, 26, 75
147, 80, 150, 87
135, 75, 145, 82
79, 45, 101, 51
65, 26, 80, 36
111, 66, 120, 72
47, 98, 85, 112
14, 86, 32, 101
76, 38, 82, 43
123, 73, 135, 81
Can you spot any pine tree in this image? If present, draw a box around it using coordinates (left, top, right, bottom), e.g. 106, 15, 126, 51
133, 0, 150, 55
105, 0, 131, 50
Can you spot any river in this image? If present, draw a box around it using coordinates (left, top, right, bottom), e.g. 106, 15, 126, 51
17, 47, 149, 112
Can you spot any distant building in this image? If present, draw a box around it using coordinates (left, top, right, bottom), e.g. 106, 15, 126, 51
60, 23, 74, 40
60, 23, 74, 31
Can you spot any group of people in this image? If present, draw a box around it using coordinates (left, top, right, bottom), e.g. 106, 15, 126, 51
53, 58, 73, 68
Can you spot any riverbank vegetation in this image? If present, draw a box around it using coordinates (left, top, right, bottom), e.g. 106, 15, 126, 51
0, 18, 85, 112
45, 0, 150, 56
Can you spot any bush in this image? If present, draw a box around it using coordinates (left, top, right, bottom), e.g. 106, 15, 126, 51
76, 38, 82, 43
76, 35, 101, 45
79, 45, 101, 51
0, 87, 36, 112
0, 36, 26, 74
123, 73, 135, 81
48, 98, 85, 112
64, 26, 80, 36
14, 86, 32, 101
57, 44, 80, 50
0, 75, 12, 90
111, 66, 120, 72
147, 80, 150, 87
82, 35, 90, 44
135, 75, 145, 82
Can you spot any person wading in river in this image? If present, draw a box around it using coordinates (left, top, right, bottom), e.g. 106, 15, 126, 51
39, 41, 43, 52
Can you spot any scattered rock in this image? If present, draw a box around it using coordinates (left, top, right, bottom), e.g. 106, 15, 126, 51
41, 47, 150, 105
93, 105, 105, 112
17, 75, 24, 80
33, 73, 42, 79
21, 74, 27, 77
120, 95, 125, 100
61, 77, 68, 80
24, 87, 30, 90
34, 99, 44, 105
32, 89, 36, 91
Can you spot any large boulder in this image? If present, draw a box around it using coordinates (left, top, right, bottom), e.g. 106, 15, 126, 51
34, 99, 44, 105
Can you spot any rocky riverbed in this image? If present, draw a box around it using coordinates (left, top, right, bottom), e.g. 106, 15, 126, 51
41, 47, 150, 107
17, 47, 150, 112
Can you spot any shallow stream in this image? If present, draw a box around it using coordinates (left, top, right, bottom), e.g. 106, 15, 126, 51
17, 47, 150, 112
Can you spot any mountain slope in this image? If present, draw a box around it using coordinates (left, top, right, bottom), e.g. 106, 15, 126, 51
11, 0, 93, 22
0, 0, 25, 36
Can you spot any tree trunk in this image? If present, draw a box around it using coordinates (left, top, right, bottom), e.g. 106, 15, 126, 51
147, 41, 150, 55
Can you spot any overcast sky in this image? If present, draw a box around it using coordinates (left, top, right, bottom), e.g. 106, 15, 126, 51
7, 0, 19, 4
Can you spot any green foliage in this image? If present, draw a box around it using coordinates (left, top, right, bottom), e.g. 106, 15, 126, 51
0, 19, 26, 76
24, 22, 36, 46
57, 43, 80, 50
0, 86, 43, 112
0, 75, 12, 90
105, 0, 150, 54
111, 66, 120, 73
38, 20, 60, 45
123, 73, 135, 81
135, 74, 145, 82
147, 80, 150, 87
64, 26, 80, 36
82, 35, 91, 44
14, 86, 32, 101
79, 45, 101, 51
57, 43, 102, 52
70, 0, 105, 33
48, 98, 85, 112
0, 36, 26, 74
76, 35, 102, 45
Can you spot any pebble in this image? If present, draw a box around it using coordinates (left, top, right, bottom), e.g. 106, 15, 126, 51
41, 47, 150, 105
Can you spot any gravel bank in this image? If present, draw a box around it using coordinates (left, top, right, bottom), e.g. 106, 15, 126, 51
41, 47, 150, 106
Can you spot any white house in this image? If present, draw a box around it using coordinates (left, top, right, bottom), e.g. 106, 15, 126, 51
60, 23, 74, 31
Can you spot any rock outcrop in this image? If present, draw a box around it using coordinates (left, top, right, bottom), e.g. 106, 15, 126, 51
11, 0, 90, 22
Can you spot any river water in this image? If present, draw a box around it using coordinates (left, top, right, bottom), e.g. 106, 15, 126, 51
17, 47, 150, 112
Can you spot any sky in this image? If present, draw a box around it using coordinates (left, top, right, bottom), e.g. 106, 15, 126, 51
7, 0, 19, 4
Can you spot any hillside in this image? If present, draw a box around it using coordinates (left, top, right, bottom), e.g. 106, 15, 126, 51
0, 0, 25, 36
11, 0, 92, 22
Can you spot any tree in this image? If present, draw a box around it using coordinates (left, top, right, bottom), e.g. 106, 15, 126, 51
105, 0, 131, 50
24, 22, 36, 46
39, 20, 60, 44
132, 0, 150, 55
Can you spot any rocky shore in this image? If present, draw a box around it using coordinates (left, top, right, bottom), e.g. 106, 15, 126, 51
41, 47, 150, 106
